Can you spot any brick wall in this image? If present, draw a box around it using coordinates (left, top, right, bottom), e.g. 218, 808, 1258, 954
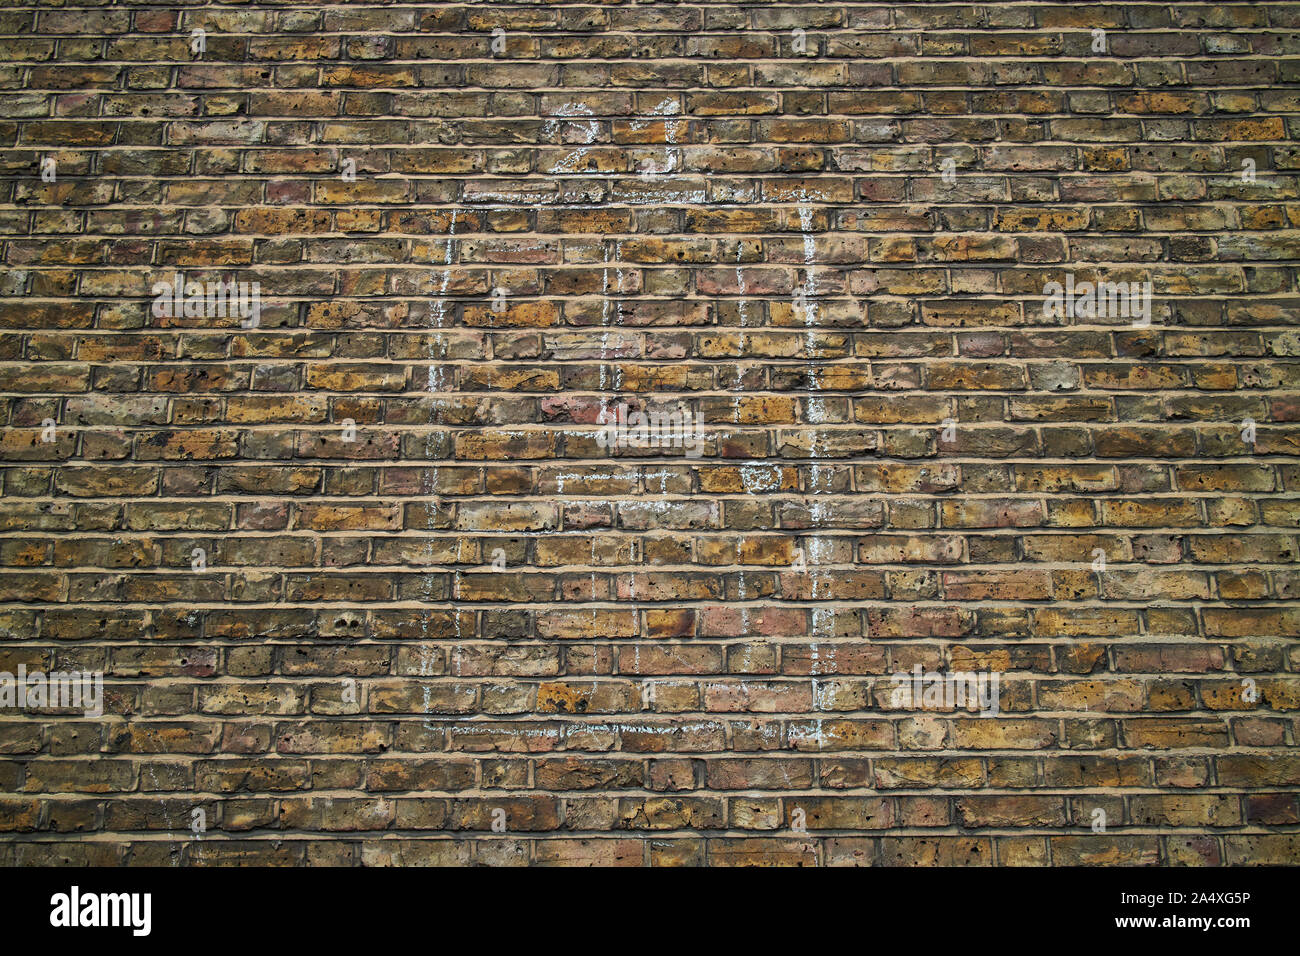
2, 1, 1298, 867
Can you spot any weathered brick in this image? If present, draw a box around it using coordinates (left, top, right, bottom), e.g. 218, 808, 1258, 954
1, 0, 1295, 871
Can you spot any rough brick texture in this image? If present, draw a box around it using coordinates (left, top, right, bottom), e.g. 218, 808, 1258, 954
2, 1, 1299, 867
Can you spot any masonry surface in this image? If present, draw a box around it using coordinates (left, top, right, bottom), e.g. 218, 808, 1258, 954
1, 1, 1298, 867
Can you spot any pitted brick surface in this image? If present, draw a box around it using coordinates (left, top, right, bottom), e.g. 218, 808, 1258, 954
0, 2, 1298, 866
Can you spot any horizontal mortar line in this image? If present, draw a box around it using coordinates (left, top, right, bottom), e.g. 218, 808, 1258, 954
7, 107, 1300, 118
9, 455, 1293, 465
10, 598, 1300, 608
397, 163, 1300, 170
20, 406, 1295, 414
0, 740, 1279, 751
9, 380, 1300, 388
7, 788, 1295, 800
34, 263, 1300, 272
2, 486, 1289, 494
0, 736, 1282, 755
0, 679, 1278, 687
0, 645, 1286, 656
3, 491, 1297, 501
70, 126, 1300, 137
31, 35, 1299, 47
5, 496, 1296, 507
22, 52, 1297, 61
20, 123, 1298, 134
22, 419, 1294, 427
13, 357, 1300, 366
6, 235, 1281, 245
13, 374, 1300, 383
13, 568, 1297, 577
0, 208, 1262, 222
2, 494, 1296, 504
12, 535, 1300, 541
0, 639, 1283, 651
7, 176, 1295, 185
0, 630, 1288, 640
14, 87, 1300, 99
0, 722, 1285, 734
5, 790, 1294, 806
17, 281, 1300, 289
26, 704, 1248, 718
12, 62, 1300, 74
3, 209, 1282, 220
6, 479, 1294, 489
0, 665, 1286, 674
14, 0, 1282, 7
10, 450, 1299, 458
12, 195, 1300, 205
0, 715, 1287, 729
10, 306, 1297, 314
0, 672, 1282, 683
8, 151, 1300, 164
8, 525, 1295, 534
6, 241, 1295, 252
15, 1, 1300, 9
12, 384, 1300, 395
7, 233, 1300, 244
20, 558, 1298, 570
13, 57, 1300, 67
18, 256, 1300, 264
12, 223, 1300, 233
13, 112, 1300, 123
6, 330, 1295, 338
10, 416, 1299, 424
0, 671, 1290, 684
5, 524, 1295, 535
6, 525, 1296, 534
13, 141, 1292, 149
8, 830, 1294, 844
11, 465, 1285, 474
18, 27, 1300, 37
4, 765, 1288, 780
23, 270, 1300, 278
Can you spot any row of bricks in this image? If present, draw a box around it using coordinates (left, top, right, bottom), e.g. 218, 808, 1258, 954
7, 92, 1300, 121
7, 603, 1291, 638
8, 207, 1300, 241
0, 458, 1294, 488
7, 200, 1299, 233
7, 399, 1295, 427
6, 237, 1300, 267
5, 396, 1295, 426
11, 172, 1300, 206
5, 833, 1294, 867
0, 677, 1295, 712
10, 6, 1300, 39
6, 61, 1300, 92
7, 144, 1299, 173
10, 330, 1300, 375
8, 360, 1300, 388
2, 717, 1294, 755
3, 432, 1297, 465
3, 748, 1298, 786
8, 269, 1294, 299
2, 639, 1291, 674
3, 489, 1295, 524
8, 121, 1300, 153
4, 748, 1297, 789
8, 4, 1296, 33
3, 793, 1298, 834
1, 530, 1296, 564
4, 567, 1299, 602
